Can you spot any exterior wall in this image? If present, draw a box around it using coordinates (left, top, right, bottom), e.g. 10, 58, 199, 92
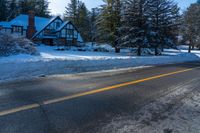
42, 38, 54, 46
58, 23, 79, 46
0, 27, 26, 37
56, 38, 66, 46
0, 28, 12, 34
11, 25, 25, 37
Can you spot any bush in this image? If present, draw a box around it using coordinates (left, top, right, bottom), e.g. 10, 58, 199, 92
0, 33, 38, 56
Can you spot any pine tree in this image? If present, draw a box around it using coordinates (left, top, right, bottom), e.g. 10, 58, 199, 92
36, 0, 50, 17
146, 0, 180, 55
89, 8, 100, 44
0, 0, 8, 21
119, 0, 148, 55
18, 0, 50, 17
64, 0, 79, 25
97, 0, 121, 53
7, 0, 18, 20
78, 2, 90, 41
18, 0, 32, 14
183, 2, 200, 52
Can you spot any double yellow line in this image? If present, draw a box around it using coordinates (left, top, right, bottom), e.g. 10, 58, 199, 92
0, 67, 195, 117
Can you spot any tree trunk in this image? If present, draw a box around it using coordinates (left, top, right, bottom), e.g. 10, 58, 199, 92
114, 38, 120, 53
155, 47, 158, 56
161, 45, 164, 52
188, 44, 191, 53
115, 47, 120, 53
137, 47, 141, 56
192, 45, 195, 50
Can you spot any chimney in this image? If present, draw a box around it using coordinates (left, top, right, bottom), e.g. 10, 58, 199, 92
27, 10, 36, 39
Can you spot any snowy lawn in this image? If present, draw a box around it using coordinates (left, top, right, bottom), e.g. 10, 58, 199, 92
0, 45, 200, 82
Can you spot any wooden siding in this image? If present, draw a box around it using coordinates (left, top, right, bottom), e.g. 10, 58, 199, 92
59, 23, 79, 46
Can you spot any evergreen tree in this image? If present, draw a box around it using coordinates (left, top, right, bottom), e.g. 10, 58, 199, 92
119, 0, 148, 55
0, 0, 8, 21
64, 0, 79, 25
77, 2, 90, 41
18, 0, 32, 14
36, 0, 50, 17
146, 0, 180, 55
97, 0, 121, 53
7, 0, 18, 20
89, 8, 100, 44
18, 0, 50, 17
183, 2, 200, 52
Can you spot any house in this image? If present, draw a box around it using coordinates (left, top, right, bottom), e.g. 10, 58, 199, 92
0, 11, 83, 46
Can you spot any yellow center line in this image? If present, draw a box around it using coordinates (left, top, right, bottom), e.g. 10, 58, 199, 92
43, 68, 194, 105
0, 104, 40, 117
0, 67, 196, 117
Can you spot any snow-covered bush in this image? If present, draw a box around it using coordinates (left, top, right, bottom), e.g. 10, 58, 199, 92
55, 42, 115, 52
0, 33, 38, 56
79, 43, 114, 52
129, 48, 162, 56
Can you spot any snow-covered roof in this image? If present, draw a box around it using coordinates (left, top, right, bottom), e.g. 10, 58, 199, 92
0, 21, 11, 28
0, 15, 50, 31
11, 15, 50, 31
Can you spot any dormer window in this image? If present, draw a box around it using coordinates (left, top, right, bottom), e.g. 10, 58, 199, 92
67, 29, 74, 36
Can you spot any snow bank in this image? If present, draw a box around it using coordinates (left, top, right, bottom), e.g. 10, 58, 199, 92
0, 45, 199, 82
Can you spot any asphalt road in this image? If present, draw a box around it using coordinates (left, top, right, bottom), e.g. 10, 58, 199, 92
0, 61, 200, 133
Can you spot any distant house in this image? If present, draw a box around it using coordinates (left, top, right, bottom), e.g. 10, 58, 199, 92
0, 11, 83, 46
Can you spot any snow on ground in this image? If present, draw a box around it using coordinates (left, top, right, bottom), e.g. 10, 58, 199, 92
98, 78, 200, 133
0, 44, 200, 82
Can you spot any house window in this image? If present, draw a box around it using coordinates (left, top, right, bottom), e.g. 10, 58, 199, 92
13, 26, 22, 33
56, 22, 60, 28
44, 29, 51, 35
67, 29, 74, 35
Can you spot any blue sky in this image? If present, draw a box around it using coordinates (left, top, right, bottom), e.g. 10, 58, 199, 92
49, 0, 197, 15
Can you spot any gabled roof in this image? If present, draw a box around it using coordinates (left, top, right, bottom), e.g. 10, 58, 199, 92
55, 21, 83, 42
32, 16, 63, 38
